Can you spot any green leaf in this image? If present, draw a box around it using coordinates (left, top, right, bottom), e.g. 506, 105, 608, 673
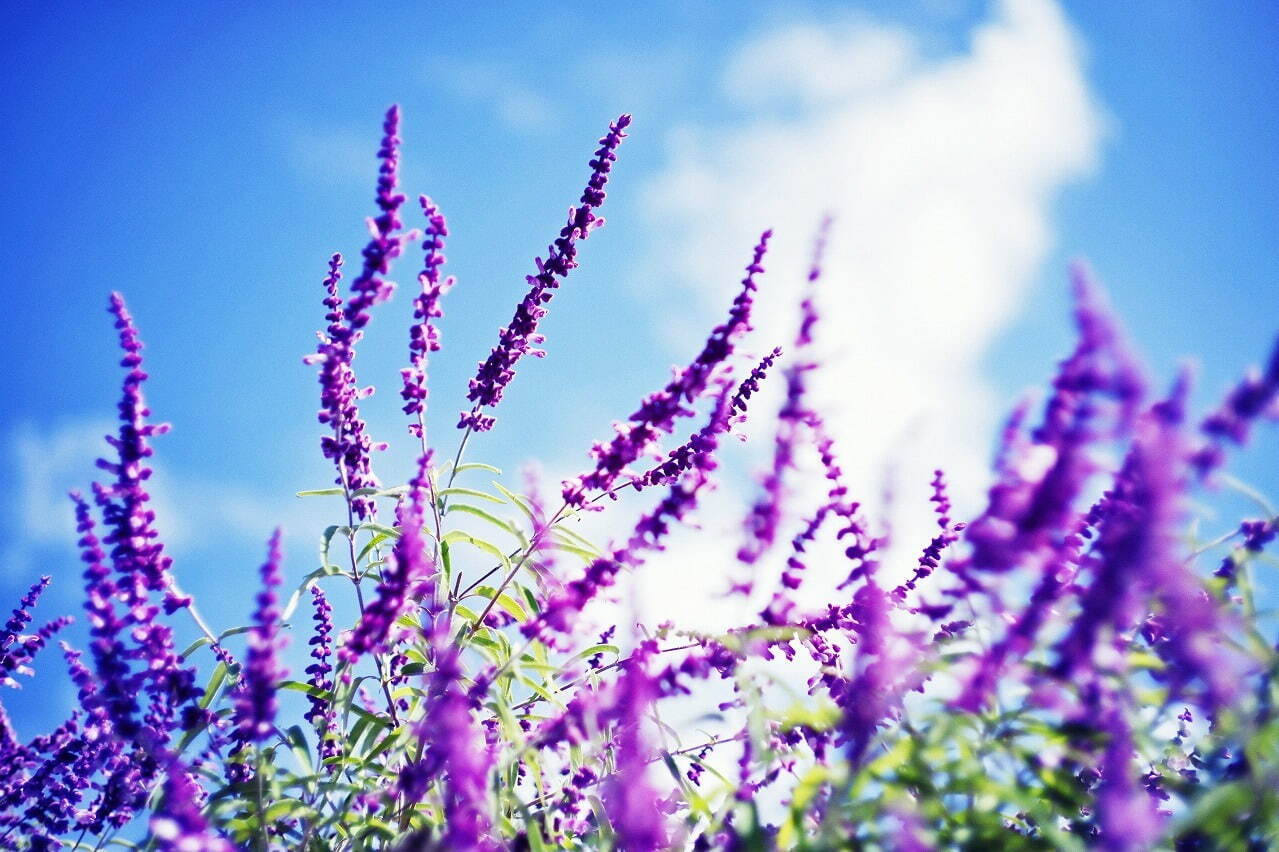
443, 530, 513, 571
472, 584, 529, 622
490, 480, 537, 524
285, 724, 314, 776
296, 488, 345, 497
454, 461, 502, 475
352, 484, 409, 498
447, 501, 519, 536
570, 644, 620, 664
438, 486, 506, 505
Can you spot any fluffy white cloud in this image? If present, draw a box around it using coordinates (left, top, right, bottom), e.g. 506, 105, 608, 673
6, 418, 329, 574
632, 0, 1103, 629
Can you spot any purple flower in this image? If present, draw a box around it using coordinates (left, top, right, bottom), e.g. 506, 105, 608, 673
149, 762, 231, 851
603, 641, 668, 852
305, 253, 388, 520
401, 649, 495, 850
0, 577, 72, 689
344, 105, 413, 333
233, 529, 287, 744
306, 107, 412, 519
1095, 704, 1163, 852
1053, 371, 1243, 710
83, 295, 202, 748
528, 386, 736, 643
97, 293, 182, 609
949, 264, 1146, 602
305, 586, 339, 770
563, 231, 770, 506
401, 196, 456, 442
643, 347, 782, 487
1216, 517, 1276, 579
796, 215, 832, 347
1191, 336, 1279, 477
892, 470, 966, 602
341, 454, 435, 665
760, 506, 834, 624
460, 115, 631, 433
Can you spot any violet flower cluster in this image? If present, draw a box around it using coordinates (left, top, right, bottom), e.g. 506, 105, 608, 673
563, 230, 771, 507
232, 529, 288, 745
460, 115, 631, 433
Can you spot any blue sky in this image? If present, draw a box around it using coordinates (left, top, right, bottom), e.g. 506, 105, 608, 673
3, 0, 1278, 730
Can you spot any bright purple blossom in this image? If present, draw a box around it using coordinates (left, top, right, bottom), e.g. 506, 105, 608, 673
97, 293, 183, 609
233, 529, 287, 744
739, 221, 830, 565
1095, 704, 1163, 852
344, 105, 412, 333
86, 295, 202, 747
893, 470, 966, 602
603, 641, 667, 852
528, 387, 734, 642
1053, 372, 1242, 710
305, 585, 339, 770
306, 107, 412, 518
562, 230, 771, 505
401, 196, 455, 441
0, 577, 72, 689
643, 347, 782, 487
949, 265, 1146, 601
461, 115, 631, 433
341, 454, 435, 665
306, 253, 387, 520
401, 648, 494, 850
1217, 517, 1276, 579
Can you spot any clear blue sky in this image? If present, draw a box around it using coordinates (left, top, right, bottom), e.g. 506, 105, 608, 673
3, 1, 1277, 731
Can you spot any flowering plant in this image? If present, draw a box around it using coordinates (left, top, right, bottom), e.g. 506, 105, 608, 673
3, 106, 1278, 851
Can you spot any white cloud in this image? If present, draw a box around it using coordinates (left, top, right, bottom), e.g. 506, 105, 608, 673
632, 0, 1103, 629
6, 419, 329, 580
426, 59, 557, 132
721, 21, 917, 108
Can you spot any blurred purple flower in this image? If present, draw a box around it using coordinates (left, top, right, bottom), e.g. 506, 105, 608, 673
233, 529, 287, 744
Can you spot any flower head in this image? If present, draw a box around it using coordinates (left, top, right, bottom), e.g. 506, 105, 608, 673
401, 196, 456, 442
233, 529, 287, 744
461, 115, 631, 432
563, 231, 771, 506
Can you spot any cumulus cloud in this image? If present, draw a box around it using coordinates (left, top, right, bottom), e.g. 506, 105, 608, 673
425, 59, 558, 132
5, 419, 328, 577
631, 0, 1103, 629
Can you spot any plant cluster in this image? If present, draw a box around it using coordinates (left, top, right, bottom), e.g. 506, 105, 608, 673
3, 107, 1279, 851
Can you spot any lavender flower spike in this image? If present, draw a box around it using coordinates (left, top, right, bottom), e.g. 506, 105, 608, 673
0, 576, 71, 688
234, 528, 287, 743
643, 347, 782, 487
1191, 336, 1279, 477
739, 221, 829, 563
460, 115, 631, 432
401, 196, 456, 440
344, 104, 412, 333
306, 106, 412, 518
99, 292, 182, 610
149, 762, 232, 852
603, 641, 668, 852
305, 254, 386, 519
563, 230, 771, 506
305, 585, 340, 770
341, 453, 435, 664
